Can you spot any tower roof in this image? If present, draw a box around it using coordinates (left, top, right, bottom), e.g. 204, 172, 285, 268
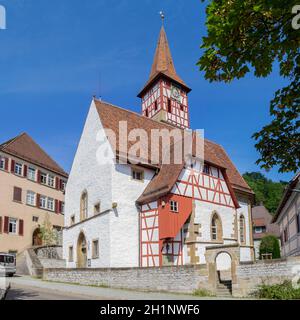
138, 26, 191, 98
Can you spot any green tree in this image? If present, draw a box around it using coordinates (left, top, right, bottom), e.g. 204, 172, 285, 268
243, 172, 287, 213
198, 0, 300, 173
259, 235, 281, 259
40, 213, 58, 247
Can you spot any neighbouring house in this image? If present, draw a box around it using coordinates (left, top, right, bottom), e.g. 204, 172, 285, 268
0, 133, 68, 255
272, 172, 300, 257
252, 205, 280, 259
63, 25, 255, 269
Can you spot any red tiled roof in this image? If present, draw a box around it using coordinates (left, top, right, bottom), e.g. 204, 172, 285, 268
138, 26, 191, 98
0, 133, 68, 177
252, 206, 280, 239
94, 99, 253, 204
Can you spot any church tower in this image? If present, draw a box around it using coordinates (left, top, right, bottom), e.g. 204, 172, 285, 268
137, 25, 191, 129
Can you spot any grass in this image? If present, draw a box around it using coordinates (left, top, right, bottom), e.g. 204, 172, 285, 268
193, 288, 216, 297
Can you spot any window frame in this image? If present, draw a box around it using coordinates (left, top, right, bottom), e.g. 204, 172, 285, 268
131, 168, 144, 182
39, 195, 47, 209
9, 218, 18, 235
26, 191, 36, 206
92, 239, 99, 259
170, 200, 179, 213
14, 163, 23, 176
40, 172, 48, 185
27, 167, 36, 181
48, 175, 55, 188
0, 157, 5, 170
47, 197, 55, 211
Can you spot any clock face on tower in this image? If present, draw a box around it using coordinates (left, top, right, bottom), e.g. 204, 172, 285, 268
171, 85, 181, 102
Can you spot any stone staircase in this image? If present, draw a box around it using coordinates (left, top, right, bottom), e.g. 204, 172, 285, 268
216, 280, 232, 297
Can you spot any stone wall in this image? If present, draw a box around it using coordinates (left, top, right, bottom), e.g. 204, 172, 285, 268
43, 256, 300, 297
44, 265, 211, 294
234, 256, 300, 297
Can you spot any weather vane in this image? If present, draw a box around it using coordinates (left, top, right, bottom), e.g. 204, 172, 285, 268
159, 11, 165, 25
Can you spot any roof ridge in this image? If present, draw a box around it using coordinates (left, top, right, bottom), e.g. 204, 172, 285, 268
94, 98, 186, 131
0, 132, 26, 149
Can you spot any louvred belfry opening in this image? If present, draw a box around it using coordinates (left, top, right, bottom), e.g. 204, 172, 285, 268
138, 26, 191, 129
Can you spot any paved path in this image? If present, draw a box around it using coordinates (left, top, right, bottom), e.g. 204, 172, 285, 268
6, 276, 227, 300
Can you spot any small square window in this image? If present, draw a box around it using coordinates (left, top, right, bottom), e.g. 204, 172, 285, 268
203, 164, 210, 175
92, 240, 99, 259
32, 216, 39, 223
170, 201, 179, 213
94, 202, 101, 215
132, 169, 144, 181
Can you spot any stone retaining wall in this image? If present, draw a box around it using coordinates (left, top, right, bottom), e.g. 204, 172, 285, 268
44, 265, 211, 294
43, 257, 300, 297
233, 256, 300, 297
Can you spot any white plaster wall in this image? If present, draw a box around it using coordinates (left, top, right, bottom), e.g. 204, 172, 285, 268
63, 101, 114, 267
110, 164, 155, 267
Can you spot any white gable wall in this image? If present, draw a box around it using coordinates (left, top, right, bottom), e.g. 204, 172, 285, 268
110, 164, 155, 267
63, 101, 114, 267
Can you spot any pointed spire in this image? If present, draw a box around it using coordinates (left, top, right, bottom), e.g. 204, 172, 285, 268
138, 25, 190, 98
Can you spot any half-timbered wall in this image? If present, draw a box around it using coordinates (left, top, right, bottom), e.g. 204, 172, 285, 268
141, 82, 161, 119
171, 163, 234, 208
140, 202, 160, 267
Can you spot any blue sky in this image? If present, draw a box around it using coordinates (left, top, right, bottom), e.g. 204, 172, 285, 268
0, 0, 293, 182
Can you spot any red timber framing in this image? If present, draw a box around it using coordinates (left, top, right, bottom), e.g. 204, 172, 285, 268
140, 202, 160, 267
141, 79, 189, 129
161, 230, 184, 266
162, 80, 189, 129
171, 165, 236, 209
142, 81, 161, 119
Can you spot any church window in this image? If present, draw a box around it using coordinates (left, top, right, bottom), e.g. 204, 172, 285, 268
68, 246, 74, 262
80, 191, 88, 221
92, 239, 99, 259
211, 213, 223, 241
170, 201, 178, 213
239, 215, 246, 244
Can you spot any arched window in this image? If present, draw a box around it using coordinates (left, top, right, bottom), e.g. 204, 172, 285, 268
80, 191, 88, 221
239, 215, 246, 244
211, 212, 223, 242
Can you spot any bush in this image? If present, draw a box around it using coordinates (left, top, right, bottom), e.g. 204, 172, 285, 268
255, 281, 300, 300
259, 235, 281, 259
193, 289, 215, 297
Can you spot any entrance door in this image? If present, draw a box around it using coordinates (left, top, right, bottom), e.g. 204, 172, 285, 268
77, 232, 87, 268
32, 228, 43, 246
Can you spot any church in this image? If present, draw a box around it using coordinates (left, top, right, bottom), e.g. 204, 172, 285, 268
63, 24, 255, 269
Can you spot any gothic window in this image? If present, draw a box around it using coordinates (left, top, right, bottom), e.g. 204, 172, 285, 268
211, 213, 223, 242
239, 215, 246, 244
80, 191, 88, 221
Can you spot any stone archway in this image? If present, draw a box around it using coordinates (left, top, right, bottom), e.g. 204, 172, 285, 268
77, 232, 87, 268
205, 244, 240, 292
32, 228, 43, 246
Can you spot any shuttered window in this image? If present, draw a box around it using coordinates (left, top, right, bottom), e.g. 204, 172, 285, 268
13, 187, 22, 202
